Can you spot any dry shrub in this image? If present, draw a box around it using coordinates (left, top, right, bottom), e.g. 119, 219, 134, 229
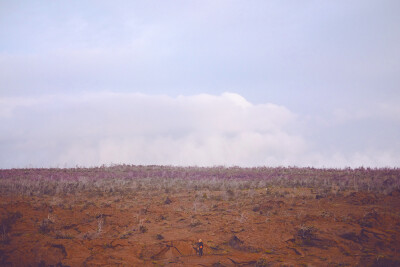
155, 234, 164, 240
256, 258, 270, 267
1, 211, 23, 244
139, 225, 148, 233
297, 224, 317, 241
39, 218, 53, 234
164, 197, 172, 204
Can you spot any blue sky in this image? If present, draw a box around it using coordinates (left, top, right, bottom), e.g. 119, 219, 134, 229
1, 1, 399, 168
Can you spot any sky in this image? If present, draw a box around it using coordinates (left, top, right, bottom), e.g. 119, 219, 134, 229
1, 0, 400, 168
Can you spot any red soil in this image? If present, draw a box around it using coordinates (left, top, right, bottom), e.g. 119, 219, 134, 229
1, 188, 400, 266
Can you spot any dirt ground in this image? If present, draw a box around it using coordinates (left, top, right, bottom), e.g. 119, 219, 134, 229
1, 187, 400, 266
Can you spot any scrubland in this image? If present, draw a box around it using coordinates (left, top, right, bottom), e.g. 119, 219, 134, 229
1, 165, 400, 266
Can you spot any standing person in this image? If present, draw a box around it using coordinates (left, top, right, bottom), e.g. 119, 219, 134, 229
198, 239, 204, 256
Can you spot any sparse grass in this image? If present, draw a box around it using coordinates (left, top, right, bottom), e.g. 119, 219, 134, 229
1, 166, 399, 197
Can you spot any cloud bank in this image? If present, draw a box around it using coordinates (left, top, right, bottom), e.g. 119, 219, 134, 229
1, 92, 399, 168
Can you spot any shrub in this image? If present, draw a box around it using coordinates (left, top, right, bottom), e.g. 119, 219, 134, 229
164, 197, 172, 204
297, 224, 317, 241
256, 258, 270, 267
39, 219, 53, 234
55, 232, 74, 239
155, 234, 164, 240
189, 219, 202, 227
0, 211, 22, 244
139, 225, 148, 233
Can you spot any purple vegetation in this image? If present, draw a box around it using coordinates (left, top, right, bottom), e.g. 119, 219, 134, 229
0, 165, 399, 196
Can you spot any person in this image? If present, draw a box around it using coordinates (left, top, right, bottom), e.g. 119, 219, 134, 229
198, 239, 204, 256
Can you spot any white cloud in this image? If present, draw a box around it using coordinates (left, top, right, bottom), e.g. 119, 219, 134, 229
1, 92, 399, 168
0, 92, 307, 168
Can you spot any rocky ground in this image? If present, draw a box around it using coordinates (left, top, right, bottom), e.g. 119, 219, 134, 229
1, 187, 400, 266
